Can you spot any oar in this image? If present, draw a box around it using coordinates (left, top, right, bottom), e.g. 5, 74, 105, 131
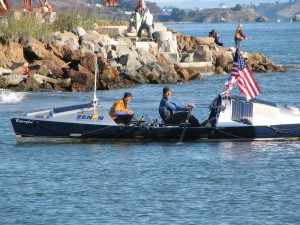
178, 110, 192, 143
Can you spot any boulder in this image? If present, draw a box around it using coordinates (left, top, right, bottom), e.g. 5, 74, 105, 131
24, 38, 53, 60
107, 49, 118, 59
0, 67, 12, 75
215, 55, 229, 68
20, 76, 41, 92
124, 70, 147, 84
136, 65, 152, 80
97, 57, 110, 73
35, 59, 66, 77
68, 69, 88, 92
119, 54, 142, 72
80, 52, 96, 73
137, 50, 156, 65
100, 68, 120, 83
0, 77, 9, 88
148, 68, 161, 84
114, 44, 136, 58
59, 78, 71, 88
0, 42, 25, 68
50, 44, 82, 62
174, 64, 190, 80
78, 65, 96, 91
1, 74, 26, 86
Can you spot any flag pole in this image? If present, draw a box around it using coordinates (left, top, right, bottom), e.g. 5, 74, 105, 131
93, 47, 99, 115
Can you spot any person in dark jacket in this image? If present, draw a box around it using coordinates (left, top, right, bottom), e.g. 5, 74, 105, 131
159, 87, 199, 126
209, 29, 223, 46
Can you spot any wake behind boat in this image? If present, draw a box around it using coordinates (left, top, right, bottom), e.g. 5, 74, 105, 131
10, 49, 300, 142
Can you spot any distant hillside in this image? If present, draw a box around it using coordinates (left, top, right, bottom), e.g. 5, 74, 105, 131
168, 7, 268, 23
253, 0, 300, 21
51, 0, 163, 14
48, 0, 299, 23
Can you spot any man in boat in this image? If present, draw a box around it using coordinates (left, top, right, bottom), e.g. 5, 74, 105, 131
159, 87, 199, 126
109, 92, 134, 125
234, 24, 247, 49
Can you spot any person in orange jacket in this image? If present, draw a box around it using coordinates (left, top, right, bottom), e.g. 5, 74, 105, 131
109, 92, 134, 125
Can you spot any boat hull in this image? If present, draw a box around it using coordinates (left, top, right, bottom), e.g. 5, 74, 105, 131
208, 124, 300, 141
11, 118, 300, 142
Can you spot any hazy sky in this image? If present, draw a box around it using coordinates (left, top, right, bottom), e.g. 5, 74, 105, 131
149, 0, 288, 9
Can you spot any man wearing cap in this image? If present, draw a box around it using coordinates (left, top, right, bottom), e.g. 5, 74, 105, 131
109, 92, 134, 125
234, 24, 247, 49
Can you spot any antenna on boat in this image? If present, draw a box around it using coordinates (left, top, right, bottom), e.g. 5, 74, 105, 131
93, 47, 99, 114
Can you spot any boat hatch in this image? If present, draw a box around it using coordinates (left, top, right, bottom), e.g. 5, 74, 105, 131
231, 99, 253, 125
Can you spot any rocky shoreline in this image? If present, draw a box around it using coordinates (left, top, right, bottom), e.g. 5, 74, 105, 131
0, 26, 287, 92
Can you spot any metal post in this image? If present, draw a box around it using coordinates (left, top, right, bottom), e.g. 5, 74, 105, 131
93, 48, 99, 115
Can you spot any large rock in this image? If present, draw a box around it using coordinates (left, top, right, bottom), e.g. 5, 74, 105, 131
35, 59, 66, 77
80, 52, 96, 73
124, 70, 147, 84
24, 38, 53, 60
1, 74, 26, 86
0, 42, 25, 68
68, 69, 88, 92
78, 65, 97, 91
174, 64, 190, 80
97, 57, 110, 73
0, 67, 12, 75
100, 68, 120, 83
18, 76, 41, 92
114, 44, 136, 58
50, 44, 82, 62
119, 54, 142, 72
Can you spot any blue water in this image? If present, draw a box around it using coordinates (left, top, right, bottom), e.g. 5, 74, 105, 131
1, 23, 300, 224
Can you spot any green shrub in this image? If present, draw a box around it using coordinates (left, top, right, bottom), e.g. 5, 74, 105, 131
0, 14, 53, 44
52, 11, 98, 32
0, 11, 99, 44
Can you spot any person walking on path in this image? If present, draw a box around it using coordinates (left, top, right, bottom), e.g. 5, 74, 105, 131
234, 24, 247, 49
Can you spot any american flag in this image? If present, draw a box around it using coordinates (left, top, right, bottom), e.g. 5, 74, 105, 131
222, 49, 261, 100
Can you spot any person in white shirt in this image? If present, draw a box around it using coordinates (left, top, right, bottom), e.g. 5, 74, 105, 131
137, 8, 153, 40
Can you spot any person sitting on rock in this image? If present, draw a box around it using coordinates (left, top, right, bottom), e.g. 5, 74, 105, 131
209, 29, 223, 46
109, 92, 134, 125
137, 8, 153, 40
234, 24, 247, 49
159, 87, 199, 126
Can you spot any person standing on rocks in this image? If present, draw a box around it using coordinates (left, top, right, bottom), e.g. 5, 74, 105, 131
109, 92, 134, 125
159, 87, 199, 126
234, 24, 247, 49
137, 8, 153, 40
135, 0, 147, 15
